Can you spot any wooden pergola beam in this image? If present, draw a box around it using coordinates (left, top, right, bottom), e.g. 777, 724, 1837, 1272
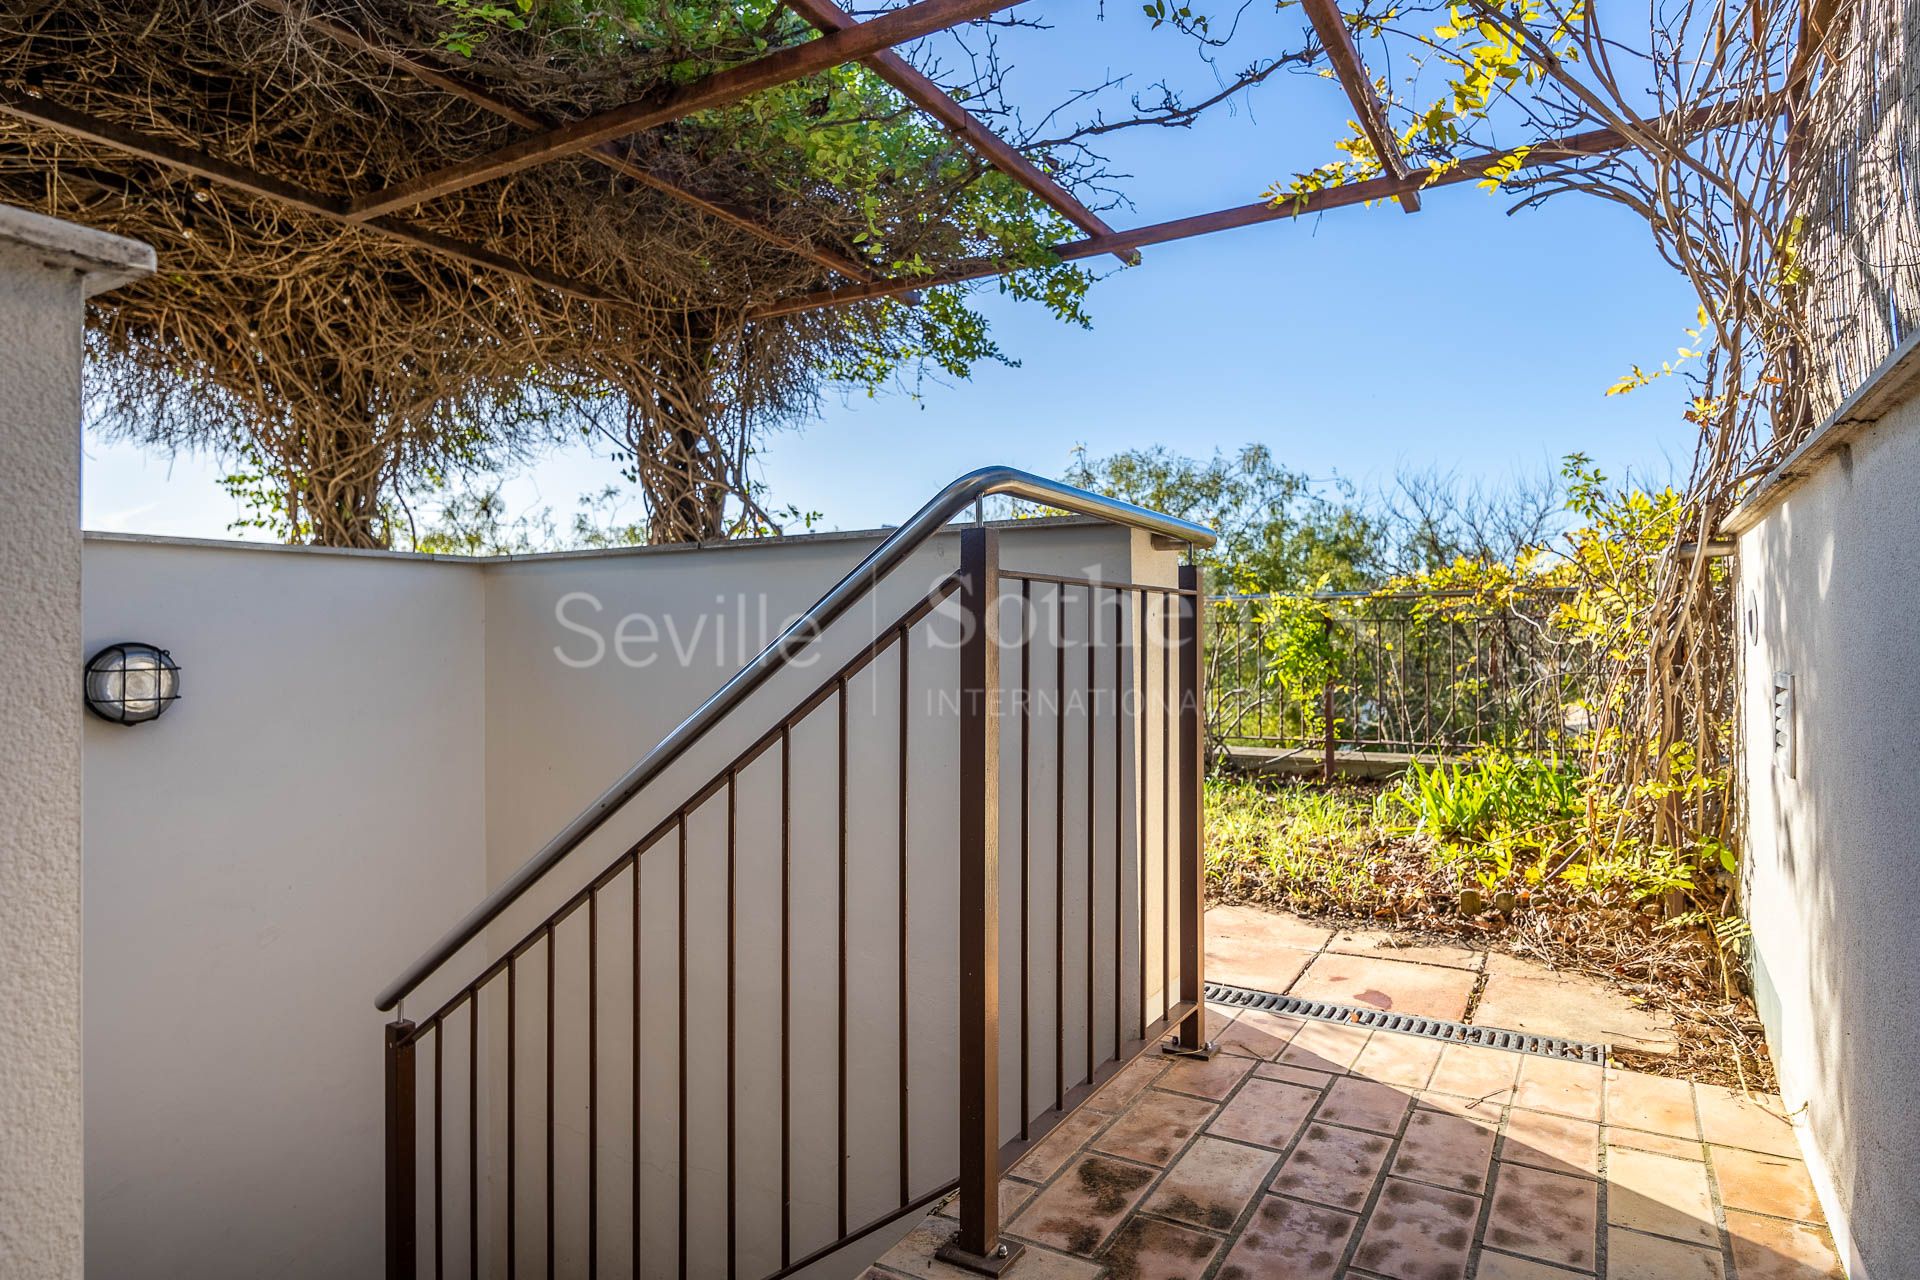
781, 0, 1135, 265
750, 105, 1749, 318
264, 0, 875, 282
346, 0, 1033, 222
0, 90, 642, 309
1300, 0, 1418, 212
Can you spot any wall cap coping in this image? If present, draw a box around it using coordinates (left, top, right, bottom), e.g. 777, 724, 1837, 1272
1726, 327, 1920, 535
0, 203, 154, 296
82, 513, 1108, 566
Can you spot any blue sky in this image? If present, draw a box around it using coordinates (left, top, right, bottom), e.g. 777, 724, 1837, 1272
81, 3, 1700, 540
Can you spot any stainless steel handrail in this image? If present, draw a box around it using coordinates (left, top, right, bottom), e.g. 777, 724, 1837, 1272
376, 465, 1216, 1010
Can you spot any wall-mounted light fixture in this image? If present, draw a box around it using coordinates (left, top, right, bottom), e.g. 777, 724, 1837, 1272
83, 642, 180, 725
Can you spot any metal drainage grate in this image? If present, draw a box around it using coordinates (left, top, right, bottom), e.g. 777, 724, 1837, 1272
1203, 981, 1606, 1064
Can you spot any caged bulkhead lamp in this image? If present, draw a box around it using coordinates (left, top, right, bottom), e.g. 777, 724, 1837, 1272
83, 642, 180, 725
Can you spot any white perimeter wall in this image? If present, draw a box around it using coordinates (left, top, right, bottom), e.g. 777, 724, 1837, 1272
81, 518, 1180, 1279
1738, 391, 1920, 1280
82, 540, 489, 1279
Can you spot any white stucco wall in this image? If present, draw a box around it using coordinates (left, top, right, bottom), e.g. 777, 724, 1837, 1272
0, 207, 150, 1280
82, 539, 491, 1279
1735, 373, 1920, 1280
78, 518, 1185, 1279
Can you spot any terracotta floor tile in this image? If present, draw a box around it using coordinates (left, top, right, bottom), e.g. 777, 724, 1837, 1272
1350, 1176, 1481, 1280
1207, 1078, 1323, 1151
1351, 1031, 1446, 1090
876, 1215, 1108, 1280
1471, 1251, 1592, 1280
1512, 1057, 1604, 1122
1604, 1147, 1717, 1248
1710, 1146, 1824, 1223
1314, 1076, 1415, 1135
1096, 1215, 1221, 1280
1328, 930, 1486, 971
1605, 1071, 1698, 1138
1695, 1085, 1801, 1158
1255, 1061, 1337, 1091
1007, 1153, 1157, 1256
1503, 1108, 1601, 1178
1207, 903, 1339, 952
1289, 952, 1478, 1021
1426, 1045, 1520, 1105
1416, 1090, 1506, 1124
875, 1220, 1105, 1274
1160, 1050, 1255, 1101
1093, 1089, 1218, 1166
1085, 1054, 1170, 1114
1010, 1105, 1110, 1182
1390, 1106, 1497, 1195
935, 1180, 1035, 1224
1607, 1225, 1724, 1280
1484, 1161, 1599, 1271
1269, 1121, 1394, 1212
1216, 1196, 1357, 1280
1217, 1007, 1307, 1060
1276, 1021, 1373, 1072
1205, 905, 1326, 991
1142, 1135, 1278, 1232
1606, 1128, 1702, 1161
1724, 1209, 1845, 1280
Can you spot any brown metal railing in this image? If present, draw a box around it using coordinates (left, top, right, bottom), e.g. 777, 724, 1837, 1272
379, 470, 1214, 1279
1206, 588, 1595, 762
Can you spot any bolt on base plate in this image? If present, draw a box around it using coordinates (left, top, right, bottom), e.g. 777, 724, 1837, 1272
935, 1239, 1026, 1275
1160, 1038, 1219, 1060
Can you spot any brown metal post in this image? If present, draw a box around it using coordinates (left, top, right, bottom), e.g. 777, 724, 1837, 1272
1321, 614, 1336, 784
939, 527, 1023, 1275
1170, 566, 1216, 1057
386, 1019, 417, 1280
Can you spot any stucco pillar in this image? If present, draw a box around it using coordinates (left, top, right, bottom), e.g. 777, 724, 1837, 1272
0, 205, 152, 1278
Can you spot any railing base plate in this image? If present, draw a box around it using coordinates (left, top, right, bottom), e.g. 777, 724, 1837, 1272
1160, 1038, 1219, 1061
936, 1239, 1027, 1275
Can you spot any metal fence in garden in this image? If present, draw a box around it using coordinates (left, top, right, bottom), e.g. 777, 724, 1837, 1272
1206, 588, 1597, 763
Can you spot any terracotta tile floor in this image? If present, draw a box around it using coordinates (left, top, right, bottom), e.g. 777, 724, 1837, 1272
870, 1005, 1844, 1280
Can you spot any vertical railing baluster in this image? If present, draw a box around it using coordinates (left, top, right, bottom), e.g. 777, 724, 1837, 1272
676, 818, 688, 1280
645, 852, 652, 1274
779, 732, 793, 1271
837, 678, 850, 1241
386, 1019, 418, 1280
898, 629, 913, 1204
632, 855, 642, 1274
1171, 566, 1214, 1056
1136, 590, 1148, 1042
544, 927, 555, 1280
726, 773, 738, 1279
940, 525, 1021, 1275
434, 1022, 444, 1280
1084, 586, 1096, 1083
588, 896, 599, 1279
1111, 591, 1123, 1054
469, 999, 478, 1280
1053, 586, 1065, 1115
507, 965, 517, 1280
1017, 582, 1031, 1142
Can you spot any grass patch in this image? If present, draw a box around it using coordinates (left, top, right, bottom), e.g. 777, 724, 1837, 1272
1206, 767, 1773, 1090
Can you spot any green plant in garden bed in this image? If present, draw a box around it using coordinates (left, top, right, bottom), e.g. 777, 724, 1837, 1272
1208, 755, 1729, 926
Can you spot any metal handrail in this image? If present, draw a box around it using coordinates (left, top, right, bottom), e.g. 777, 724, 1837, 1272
375, 465, 1216, 1010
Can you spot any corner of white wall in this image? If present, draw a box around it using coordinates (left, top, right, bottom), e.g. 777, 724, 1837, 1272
0, 205, 152, 1280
